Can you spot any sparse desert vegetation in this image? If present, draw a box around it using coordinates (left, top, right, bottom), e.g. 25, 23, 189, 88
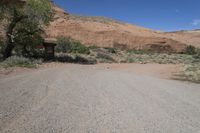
0, 1, 199, 83
1, 1, 200, 133
0, 56, 42, 68
54, 54, 97, 64
1, 37, 200, 83
87, 45, 199, 64
55, 37, 90, 54
68, 14, 123, 24
179, 63, 200, 83
87, 45, 200, 83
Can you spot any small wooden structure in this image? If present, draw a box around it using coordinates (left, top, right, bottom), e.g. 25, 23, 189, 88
43, 38, 57, 59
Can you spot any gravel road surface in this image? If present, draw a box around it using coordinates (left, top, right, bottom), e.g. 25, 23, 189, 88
0, 64, 200, 133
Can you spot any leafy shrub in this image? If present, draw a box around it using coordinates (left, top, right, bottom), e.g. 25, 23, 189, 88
70, 41, 90, 54
105, 47, 117, 53
15, 46, 45, 59
88, 45, 98, 49
0, 54, 3, 62
54, 54, 96, 64
124, 53, 195, 64
56, 37, 90, 54
184, 45, 196, 55
180, 63, 200, 83
55, 37, 71, 53
0, 38, 4, 59
193, 48, 200, 59
30, 49, 45, 59
73, 55, 97, 64
96, 52, 116, 63
0, 51, 3, 62
0, 56, 42, 68
54, 54, 75, 63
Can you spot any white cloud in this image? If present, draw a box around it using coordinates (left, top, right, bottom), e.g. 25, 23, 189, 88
192, 19, 200, 26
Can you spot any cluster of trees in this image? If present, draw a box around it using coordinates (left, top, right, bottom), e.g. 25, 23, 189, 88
0, 0, 53, 59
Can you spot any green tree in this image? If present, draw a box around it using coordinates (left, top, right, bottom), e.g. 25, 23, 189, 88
184, 45, 196, 55
0, 0, 53, 59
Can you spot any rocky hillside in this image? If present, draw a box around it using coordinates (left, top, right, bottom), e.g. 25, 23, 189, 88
164, 30, 200, 48
45, 4, 192, 53
1, 2, 200, 53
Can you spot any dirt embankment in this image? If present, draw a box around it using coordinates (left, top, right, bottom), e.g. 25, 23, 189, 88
45, 10, 186, 53
163, 30, 200, 48
1, 3, 200, 53
44, 4, 200, 53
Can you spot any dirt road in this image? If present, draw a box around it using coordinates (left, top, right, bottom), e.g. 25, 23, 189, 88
0, 64, 200, 133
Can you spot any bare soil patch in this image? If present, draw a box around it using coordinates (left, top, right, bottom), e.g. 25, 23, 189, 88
0, 63, 180, 80
96, 63, 181, 79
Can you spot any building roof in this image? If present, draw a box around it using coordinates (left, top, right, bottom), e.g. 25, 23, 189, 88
44, 38, 57, 45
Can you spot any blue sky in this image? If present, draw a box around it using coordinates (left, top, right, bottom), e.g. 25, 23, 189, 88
54, 0, 200, 31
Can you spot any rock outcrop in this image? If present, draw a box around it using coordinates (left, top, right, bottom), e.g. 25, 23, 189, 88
45, 4, 189, 53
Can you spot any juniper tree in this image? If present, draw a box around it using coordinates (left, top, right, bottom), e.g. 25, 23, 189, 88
0, 0, 53, 58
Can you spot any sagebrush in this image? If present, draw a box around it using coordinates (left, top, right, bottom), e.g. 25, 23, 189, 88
56, 37, 90, 54
0, 56, 42, 68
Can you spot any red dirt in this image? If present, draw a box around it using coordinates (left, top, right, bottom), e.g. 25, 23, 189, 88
44, 4, 200, 53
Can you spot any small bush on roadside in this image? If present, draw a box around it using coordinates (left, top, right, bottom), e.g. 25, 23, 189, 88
15, 48, 45, 59
124, 53, 196, 64
0, 39, 4, 60
0, 54, 3, 62
88, 45, 98, 49
193, 48, 200, 59
180, 63, 200, 83
105, 47, 117, 53
55, 54, 97, 64
29, 49, 45, 59
54, 54, 74, 63
96, 52, 116, 63
56, 37, 90, 54
184, 45, 197, 55
70, 41, 90, 54
0, 56, 42, 68
73, 55, 97, 64
55, 37, 71, 53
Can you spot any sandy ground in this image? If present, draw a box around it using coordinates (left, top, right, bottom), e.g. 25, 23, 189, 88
0, 63, 180, 79
0, 63, 200, 133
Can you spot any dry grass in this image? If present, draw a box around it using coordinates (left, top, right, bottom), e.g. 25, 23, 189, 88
89, 48, 196, 64
178, 63, 200, 83
68, 15, 123, 24
0, 56, 42, 68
